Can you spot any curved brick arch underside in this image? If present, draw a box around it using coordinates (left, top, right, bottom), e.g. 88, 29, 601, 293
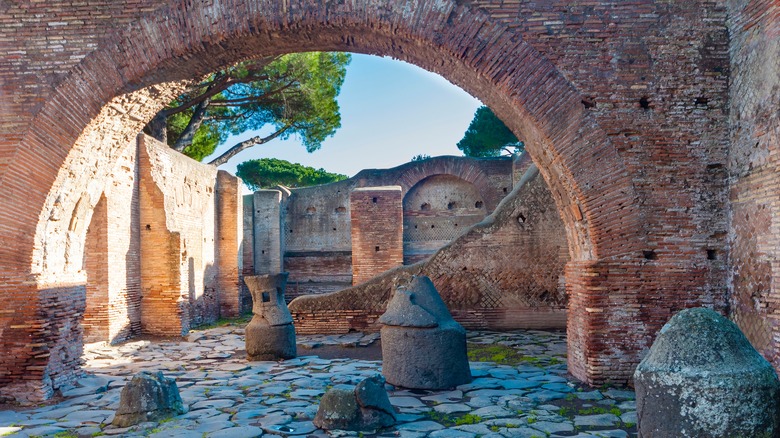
0, 0, 731, 400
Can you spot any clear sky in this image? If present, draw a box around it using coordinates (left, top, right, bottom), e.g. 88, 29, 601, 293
206, 53, 482, 179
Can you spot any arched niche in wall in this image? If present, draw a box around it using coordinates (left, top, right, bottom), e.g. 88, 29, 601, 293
402, 174, 487, 264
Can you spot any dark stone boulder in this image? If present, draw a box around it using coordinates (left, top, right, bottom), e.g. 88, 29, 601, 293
379, 275, 471, 390
245, 273, 297, 361
634, 307, 780, 438
313, 375, 396, 431
112, 371, 186, 427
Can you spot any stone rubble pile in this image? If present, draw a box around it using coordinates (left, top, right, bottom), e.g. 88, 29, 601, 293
313, 375, 396, 431
112, 371, 187, 427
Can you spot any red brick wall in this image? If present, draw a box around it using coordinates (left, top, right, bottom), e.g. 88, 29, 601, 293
138, 134, 222, 334
350, 187, 404, 285
83, 141, 143, 345
138, 138, 187, 337
0, 0, 737, 397
727, 0, 780, 368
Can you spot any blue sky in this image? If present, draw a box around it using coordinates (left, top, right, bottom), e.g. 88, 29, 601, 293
207, 53, 482, 179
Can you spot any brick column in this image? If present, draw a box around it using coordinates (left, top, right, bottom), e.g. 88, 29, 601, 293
216, 171, 243, 318
566, 259, 727, 385
350, 186, 403, 285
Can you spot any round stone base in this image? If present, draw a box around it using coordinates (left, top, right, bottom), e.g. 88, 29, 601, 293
245, 320, 296, 361
381, 324, 471, 390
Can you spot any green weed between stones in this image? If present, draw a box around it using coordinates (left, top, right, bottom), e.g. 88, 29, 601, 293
467, 344, 529, 366
455, 414, 483, 426
424, 411, 482, 427
466, 343, 565, 366
195, 314, 252, 330
577, 406, 622, 416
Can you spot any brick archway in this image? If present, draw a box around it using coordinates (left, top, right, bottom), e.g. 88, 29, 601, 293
0, 0, 731, 400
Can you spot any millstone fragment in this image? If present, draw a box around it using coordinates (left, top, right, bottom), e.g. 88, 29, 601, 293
634, 307, 780, 437
244, 273, 297, 361
379, 275, 471, 389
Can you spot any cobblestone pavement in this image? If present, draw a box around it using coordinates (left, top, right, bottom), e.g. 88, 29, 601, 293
0, 326, 637, 437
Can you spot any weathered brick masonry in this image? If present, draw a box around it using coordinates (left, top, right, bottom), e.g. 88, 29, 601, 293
350, 187, 404, 286
216, 171, 243, 318
726, 0, 780, 370
254, 156, 512, 296
290, 163, 570, 333
0, 0, 766, 399
138, 135, 244, 335
83, 142, 142, 345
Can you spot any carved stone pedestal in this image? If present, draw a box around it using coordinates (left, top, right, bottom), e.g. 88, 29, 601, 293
244, 273, 296, 361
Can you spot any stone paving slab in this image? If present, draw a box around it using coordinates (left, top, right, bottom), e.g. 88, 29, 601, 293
0, 328, 637, 437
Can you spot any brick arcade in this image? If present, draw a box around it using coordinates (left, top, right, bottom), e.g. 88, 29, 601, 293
0, 0, 778, 402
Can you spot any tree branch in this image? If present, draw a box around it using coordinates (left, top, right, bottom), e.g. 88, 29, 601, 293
144, 112, 168, 143
207, 124, 292, 167
172, 97, 211, 152
159, 75, 231, 119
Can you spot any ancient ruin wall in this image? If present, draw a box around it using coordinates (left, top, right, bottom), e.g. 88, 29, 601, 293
138, 135, 221, 334
278, 180, 353, 298
0, 1, 735, 396
403, 174, 488, 264
249, 156, 513, 297
83, 142, 142, 344
727, 0, 780, 368
84, 195, 109, 342
290, 164, 569, 333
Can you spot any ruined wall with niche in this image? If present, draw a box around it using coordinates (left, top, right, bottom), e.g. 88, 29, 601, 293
727, 0, 780, 369
403, 174, 488, 264
249, 156, 513, 299
289, 162, 570, 333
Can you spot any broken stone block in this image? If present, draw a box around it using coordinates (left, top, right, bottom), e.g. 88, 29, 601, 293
244, 273, 296, 361
634, 307, 780, 437
313, 375, 396, 431
112, 371, 186, 427
379, 275, 471, 389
